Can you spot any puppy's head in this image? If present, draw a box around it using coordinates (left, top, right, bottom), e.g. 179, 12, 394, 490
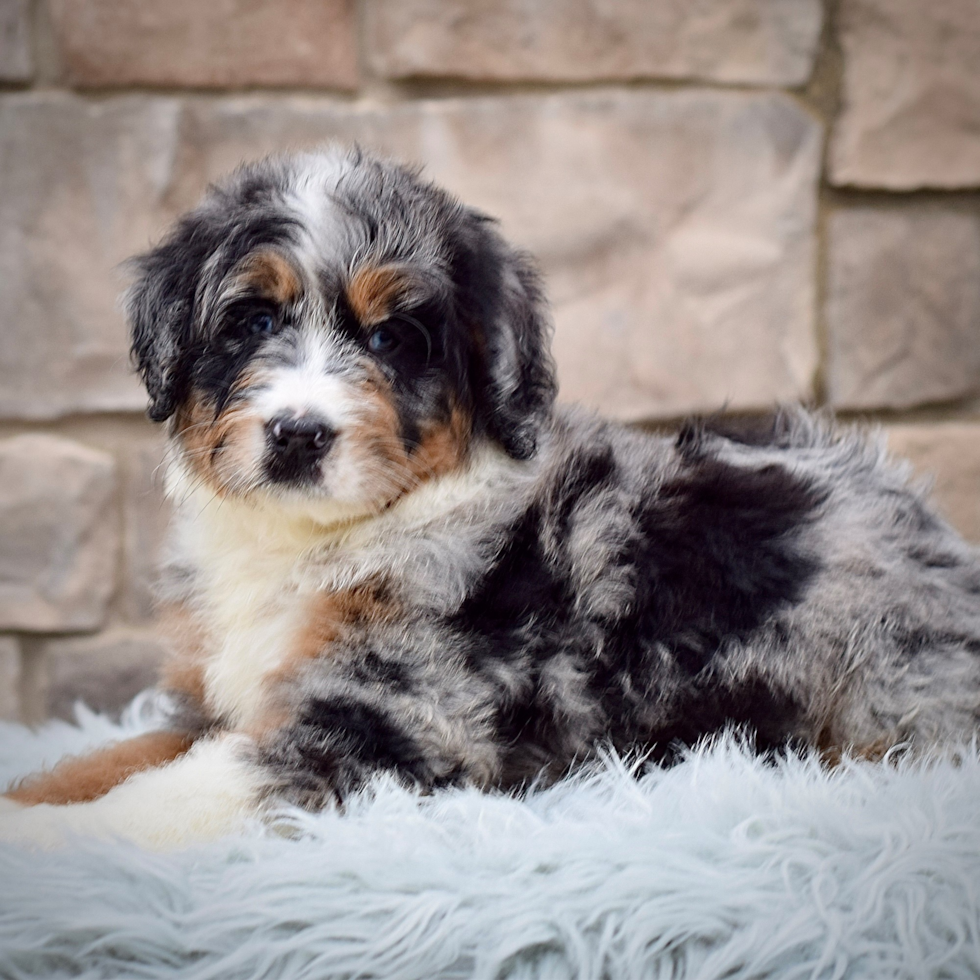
127, 148, 556, 521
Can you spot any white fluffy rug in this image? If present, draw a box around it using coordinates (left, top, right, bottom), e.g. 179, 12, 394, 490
1, 697, 980, 980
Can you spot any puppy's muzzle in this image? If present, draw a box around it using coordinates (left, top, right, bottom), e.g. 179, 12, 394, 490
265, 413, 335, 484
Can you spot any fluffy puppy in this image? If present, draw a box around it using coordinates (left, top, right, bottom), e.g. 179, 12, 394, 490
4, 147, 980, 849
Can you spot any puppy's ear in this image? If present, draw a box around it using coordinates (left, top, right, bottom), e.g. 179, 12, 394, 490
125, 217, 205, 423
456, 212, 557, 460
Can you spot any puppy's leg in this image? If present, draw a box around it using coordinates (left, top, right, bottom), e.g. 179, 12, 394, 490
0, 735, 268, 850
4, 731, 194, 806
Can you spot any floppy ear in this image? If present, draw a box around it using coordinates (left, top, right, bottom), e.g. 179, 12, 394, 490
125, 216, 206, 423
455, 212, 558, 460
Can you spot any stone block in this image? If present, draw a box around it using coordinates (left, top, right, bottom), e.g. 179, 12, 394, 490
41, 629, 166, 721
887, 423, 980, 543
831, 0, 980, 189
0, 91, 820, 424
0, 0, 32, 81
0, 94, 180, 419
825, 208, 980, 410
366, 0, 822, 86
0, 635, 19, 722
122, 437, 172, 623
180, 91, 821, 420
0, 435, 118, 631
49, 0, 358, 89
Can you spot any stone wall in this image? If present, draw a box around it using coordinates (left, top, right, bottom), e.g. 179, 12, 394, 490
1, 0, 979, 723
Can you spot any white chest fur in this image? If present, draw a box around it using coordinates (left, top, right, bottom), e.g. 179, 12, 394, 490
171, 489, 346, 731
201, 555, 307, 729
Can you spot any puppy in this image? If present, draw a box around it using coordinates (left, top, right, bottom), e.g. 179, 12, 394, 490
4, 147, 980, 849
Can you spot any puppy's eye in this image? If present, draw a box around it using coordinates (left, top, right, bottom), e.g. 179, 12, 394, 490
368, 327, 400, 354
248, 311, 277, 335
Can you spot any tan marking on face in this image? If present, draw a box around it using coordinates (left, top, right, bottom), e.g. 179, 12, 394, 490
337, 361, 472, 508
246, 580, 400, 737
4, 731, 194, 806
347, 264, 411, 325
234, 249, 302, 305
174, 394, 225, 492
350, 375, 415, 494
408, 405, 472, 483
175, 389, 261, 497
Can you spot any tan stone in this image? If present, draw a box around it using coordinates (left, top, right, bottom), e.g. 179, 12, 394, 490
0, 94, 182, 419
41, 629, 166, 721
121, 437, 172, 623
366, 0, 822, 86
825, 208, 980, 410
0, 0, 32, 81
179, 91, 821, 420
831, 0, 980, 189
0, 635, 19, 722
0, 435, 118, 631
49, 0, 358, 89
0, 91, 820, 424
887, 423, 980, 543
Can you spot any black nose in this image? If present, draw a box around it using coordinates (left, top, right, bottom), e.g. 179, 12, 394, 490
265, 414, 335, 482
269, 414, 333, 454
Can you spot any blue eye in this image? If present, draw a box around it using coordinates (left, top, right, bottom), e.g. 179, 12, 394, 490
248, 312, 276, 335
368, 327, 399, 354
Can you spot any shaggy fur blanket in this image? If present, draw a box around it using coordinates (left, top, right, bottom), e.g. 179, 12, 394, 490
1, 696, 979, 980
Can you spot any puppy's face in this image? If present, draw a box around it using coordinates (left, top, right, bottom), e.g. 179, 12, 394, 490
127, 149, 556, 522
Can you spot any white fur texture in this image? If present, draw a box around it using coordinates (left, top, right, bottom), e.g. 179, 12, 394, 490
2, 698, 980, 979
0, 728, 264, 851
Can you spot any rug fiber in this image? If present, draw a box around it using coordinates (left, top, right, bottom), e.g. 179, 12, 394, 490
1, 696, 979, 980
